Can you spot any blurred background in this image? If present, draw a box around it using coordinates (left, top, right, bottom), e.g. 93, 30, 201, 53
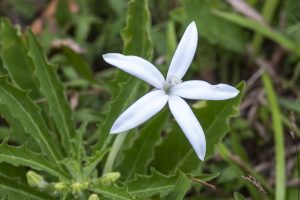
0, 0, 299, 199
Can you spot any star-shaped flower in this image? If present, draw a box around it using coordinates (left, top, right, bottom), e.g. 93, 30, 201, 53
103, 21, 239, 161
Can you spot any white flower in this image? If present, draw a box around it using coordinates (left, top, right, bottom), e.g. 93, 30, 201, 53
103, 22, 239, 161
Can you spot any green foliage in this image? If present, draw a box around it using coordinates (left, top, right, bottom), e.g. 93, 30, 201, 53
63, 47, 94, 81
0, 142, 67, 179
0, 174, 51, 200
27, 30, 78, 157
214, 11, 300, 56
197, 82, 245, 158
234, 192, 247, 200
83, 149, 110, 177
116, 110, 169, 180
183, 0, 248, 53
0, 19, 39, 98
163, 172, 190, 200
262, 73, 285, 200
90, 183, 133, 200
93, 0, 152, 153
0, 77, 63, 163
127, 169, 178, 198
1, 0, 296, 199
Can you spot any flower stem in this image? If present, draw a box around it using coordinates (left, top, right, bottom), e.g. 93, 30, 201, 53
103, 133, 127, 174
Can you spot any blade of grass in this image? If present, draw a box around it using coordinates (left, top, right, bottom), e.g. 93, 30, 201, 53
262, 72, 286, 200
252, 0, 279, 53
213, 11, 300, 56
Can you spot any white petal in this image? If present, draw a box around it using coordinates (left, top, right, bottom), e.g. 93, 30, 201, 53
170, 80, 239, 100
168, 95, 206, 161
103, 53, 165, 89
110, 90, 168, 134
166, 21, 198, 81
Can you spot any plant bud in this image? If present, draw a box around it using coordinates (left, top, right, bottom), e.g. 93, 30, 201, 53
26, 171, 47, 189
100, 172, 120, 185
88, 193, 100, 200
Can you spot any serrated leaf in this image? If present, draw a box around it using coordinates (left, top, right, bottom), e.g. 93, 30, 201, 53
0, 174, 51, 200
116, 110, 169, 180
0, 19, 39, 98
163, 172, 190, 200
184, 0, 248, 53
152, 82, 245, 173
122, 0, 152, 58
83, 149, 110, 177
63, 47, 94, 81
0, 163, 27, 182
0, 104, 34, 147
151, 123, 200, 173
90, 183, 133, 200
198, 82, 245, 158
92, 0, 152, 152
27, 30, 77, 156
0, 77, 63, 164
0, 143, 68, 179
127, 169, 178, 198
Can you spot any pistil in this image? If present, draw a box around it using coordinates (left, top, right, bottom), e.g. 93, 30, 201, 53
163, 76, 182, 94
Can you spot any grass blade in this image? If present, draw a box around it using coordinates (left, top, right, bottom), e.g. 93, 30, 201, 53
262, 72, 286, 200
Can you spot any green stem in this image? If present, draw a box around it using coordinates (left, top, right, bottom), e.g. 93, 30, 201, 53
103, 133, 127, 174
262, 73, 286, 200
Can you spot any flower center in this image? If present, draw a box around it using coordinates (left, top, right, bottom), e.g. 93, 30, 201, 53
163, 76, 182, 94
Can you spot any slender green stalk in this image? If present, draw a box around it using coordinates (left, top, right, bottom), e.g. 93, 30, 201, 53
252, 0, 279, 54
103, 133, 127, 174
262, 73, 286, 200
250, 0, 286, 197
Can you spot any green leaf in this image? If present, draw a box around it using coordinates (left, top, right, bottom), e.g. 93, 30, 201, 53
0, 77, 63, 163
193, 172, 220, 181
0, 102, 33, 146
0, 19, 39, 98
200, 83, 245, 158
163, 172, 190, 200
183, 0, 247, 53
0, 56, 6, 75
0, 174, 51, 200
122, 0, 152, 57
0, 143, 68, 179
63, 47, 94, 81
55, 0, 71, 27
152, 82, 245, 173
83, 149, 110, 177
116, 110, 169, 180
278, 97, 300, 114
214, 11, 300, 56
234, 192, 247, 200
27, 30, 77, 156
262, 73, 285, 200
93, 0, 152, 153
251, 0, 280, 53
90, 183, 133, 200
127, 169, 178, 198
152, 122, 201, 173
